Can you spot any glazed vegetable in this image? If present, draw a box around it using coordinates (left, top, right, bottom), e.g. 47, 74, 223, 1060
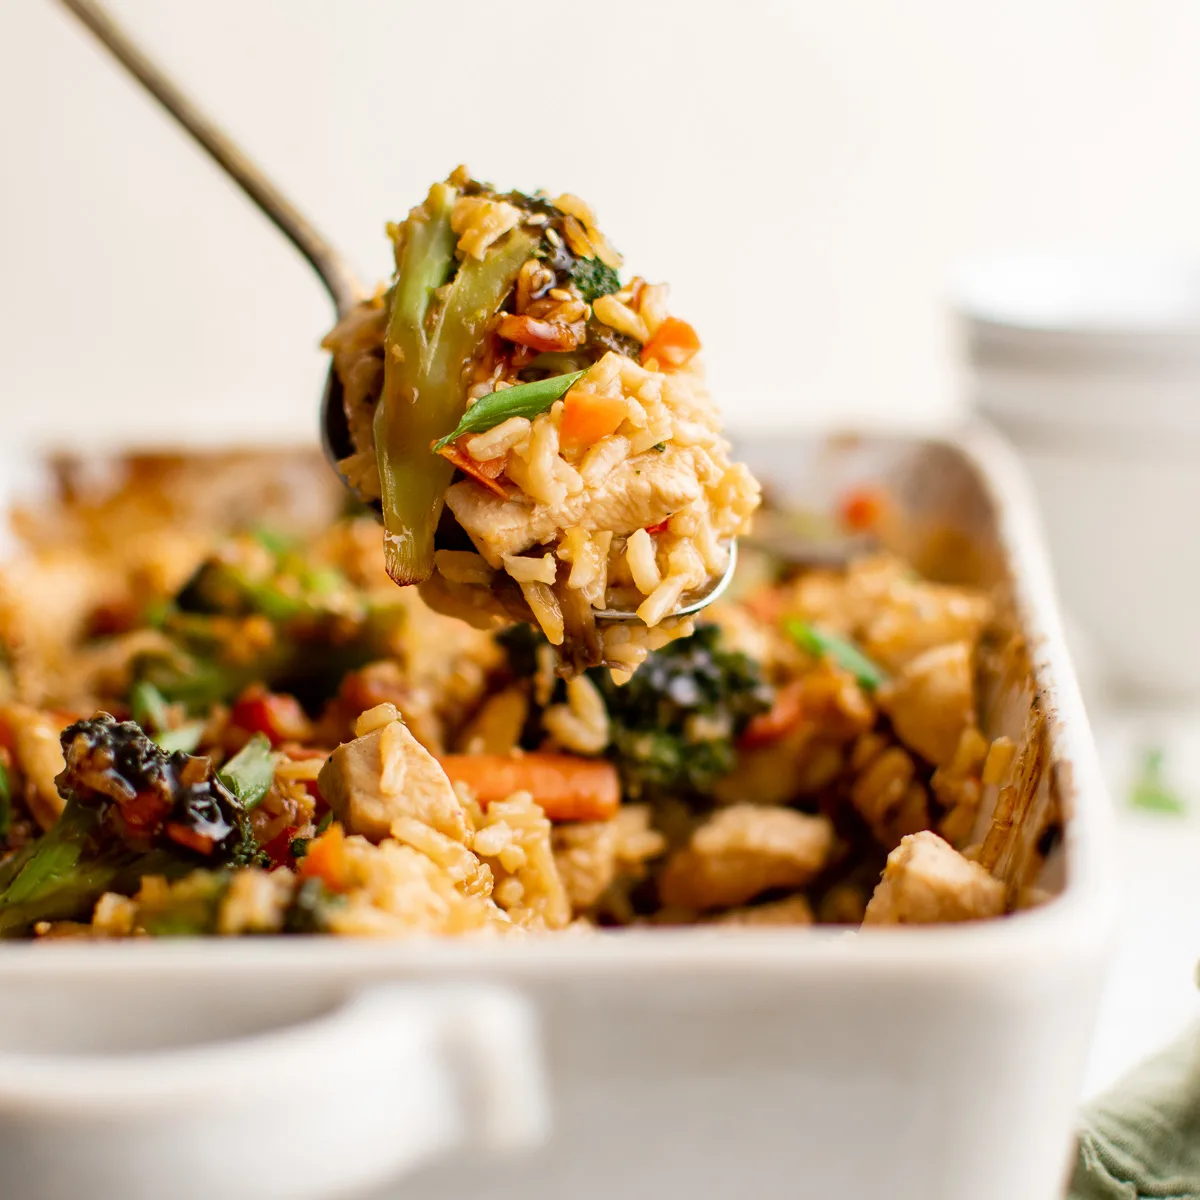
376, 181, 539, 585
738, 679, 806, 749
500, 623, 772, 801
433, 444, 509, 498
131, 534, 404, 713
432, 371, 586, 451
568, 257, 621, 305
0, 715, 267, 936
559, 390, 628, 452
0, 759, 11, 842
439, 753, 620, 822
121, 867, 342, 936
298, 821, 352, 892
217, 733, 276, 810
129, 680, 204, 754
641, 317, 701, 371
785, 620, 886, 691
596, 625, 773, 799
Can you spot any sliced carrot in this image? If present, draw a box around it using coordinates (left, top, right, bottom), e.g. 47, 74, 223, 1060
438, 753, 620, 823
641, 317, 701, 372
839, 485, 889, 533
738, 680, 806, 749
435, 443, 510, 498
298, 822, 352, 892
559, 391, 628, 451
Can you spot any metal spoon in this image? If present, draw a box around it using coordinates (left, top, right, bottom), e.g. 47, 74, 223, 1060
57, 0, 738, 623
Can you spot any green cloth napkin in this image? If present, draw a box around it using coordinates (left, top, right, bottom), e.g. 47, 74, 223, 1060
1069, 1022, 1200, 1199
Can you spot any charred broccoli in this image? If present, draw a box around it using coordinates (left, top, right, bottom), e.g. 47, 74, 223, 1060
500, 623, 772, 802
0, 716, 271, 936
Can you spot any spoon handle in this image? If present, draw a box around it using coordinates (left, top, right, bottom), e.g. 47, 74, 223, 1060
56, 0, 363, 316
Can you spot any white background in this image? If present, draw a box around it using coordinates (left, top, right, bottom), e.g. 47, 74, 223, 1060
2, 0, 1200, 1102
6, 0, 1200, 446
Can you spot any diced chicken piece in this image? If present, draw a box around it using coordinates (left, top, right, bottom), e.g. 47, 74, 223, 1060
877, 640, 975, 767
445, 445, 703, 566
552, 804, 665, 911
318, 716, 471, 844
712, 894, 814, 926
659, 804, 834, 911
862, 830, 1005, 925
860, 577, 991, 672
3, 704, 66, 831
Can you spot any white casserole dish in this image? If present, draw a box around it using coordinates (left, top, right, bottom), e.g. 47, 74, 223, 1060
0, 422, 1116, 1200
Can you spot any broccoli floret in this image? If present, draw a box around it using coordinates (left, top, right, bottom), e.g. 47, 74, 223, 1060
569, 257, 620, 304
500, 623, 772, 802
595, 626, 773, 799
0, 715, 266, 936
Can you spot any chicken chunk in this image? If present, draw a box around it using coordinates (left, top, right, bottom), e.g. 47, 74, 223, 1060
862, 830, 1005, 925
877, 640, 975, 767
317, 714, 471, 844
445, 445, 703, 566
659, 804, 834, 911
860, 579, 992, 672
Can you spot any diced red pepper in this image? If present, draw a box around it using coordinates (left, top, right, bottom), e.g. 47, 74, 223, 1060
261, 824, 298, 869
644, 518, 670, 536
230, 686, 312, 747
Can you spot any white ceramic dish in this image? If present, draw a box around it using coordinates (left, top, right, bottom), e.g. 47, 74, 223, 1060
0, 423, 1116, 1200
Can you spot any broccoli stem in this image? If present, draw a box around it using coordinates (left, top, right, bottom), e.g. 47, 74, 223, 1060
0, 801, 180, 937
376, 182, 537, 584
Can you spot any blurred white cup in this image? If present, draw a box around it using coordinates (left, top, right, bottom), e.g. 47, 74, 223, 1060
955, 253, 1200, 704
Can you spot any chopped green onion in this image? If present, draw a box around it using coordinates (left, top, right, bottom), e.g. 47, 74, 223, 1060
0, 761, 11, 841
218, 734, 277, 811
154, 721, 206, 755
431, 370, 586, 452
289, 837, 310, 861
784, 619, 887, 691
316, 810, 333, 834
301, 567, 346, 597
130, 680, 170, 732
1129, 747, 1186, 815
252, 528, 297, 557
142, 599, 172, 630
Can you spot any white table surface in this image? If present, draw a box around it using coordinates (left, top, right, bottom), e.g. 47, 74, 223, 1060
1080, 708, 1200, 1100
